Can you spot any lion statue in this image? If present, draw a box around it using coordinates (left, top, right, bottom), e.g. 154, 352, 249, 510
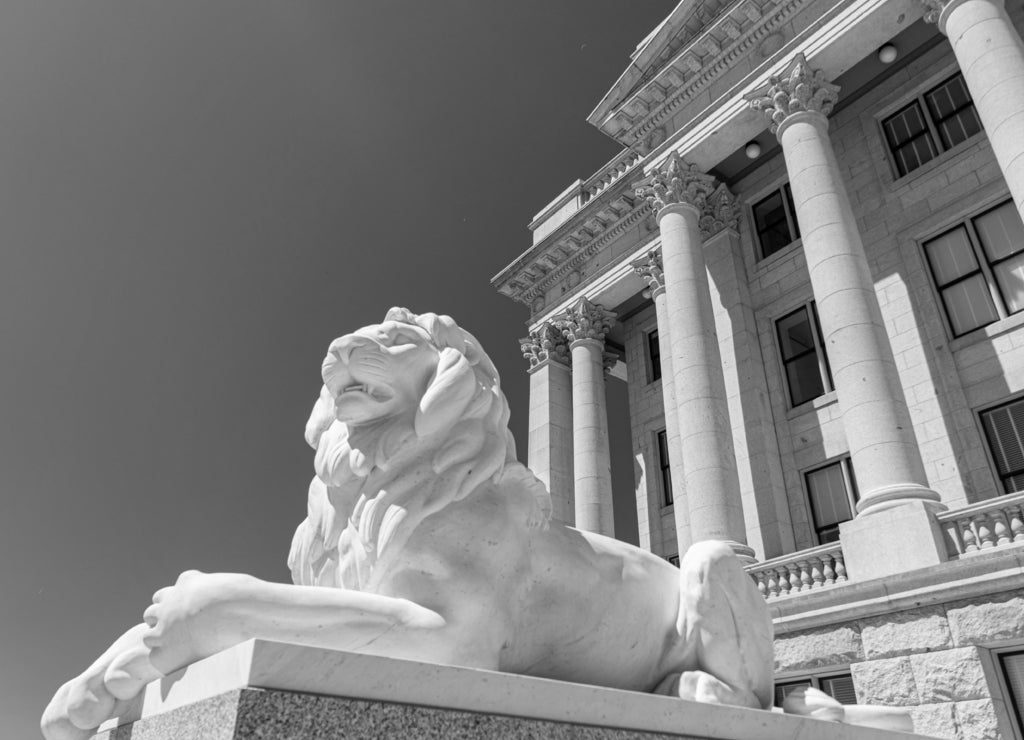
42, 308, 909, 739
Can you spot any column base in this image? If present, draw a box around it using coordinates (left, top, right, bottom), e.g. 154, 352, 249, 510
839, 500, 948, 581
855, 483, 945, 516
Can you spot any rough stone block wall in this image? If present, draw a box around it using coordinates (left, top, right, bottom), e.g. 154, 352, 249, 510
774, 591, 1024, 740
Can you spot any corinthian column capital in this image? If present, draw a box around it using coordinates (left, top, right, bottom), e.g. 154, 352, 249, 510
521, 322, 570, 370
631, 249, 667, 297
635, 153, 718, 215
747, 53, 840, 135
559, 297, 616, 346
919, 0, 997, 31
700, 183, 739, 239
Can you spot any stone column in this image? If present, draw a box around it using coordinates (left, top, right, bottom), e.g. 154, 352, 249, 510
749, 54, 942, 517
636, 159, 754, 561
560, 297, 617, 537
521, 323, 574, 525
749, 55, 947, 578
923, 0, 1024, 221
631, 249, 691, 556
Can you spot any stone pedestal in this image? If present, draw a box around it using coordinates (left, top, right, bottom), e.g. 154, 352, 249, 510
838, 500, 949, 581
91, 640, 929, 740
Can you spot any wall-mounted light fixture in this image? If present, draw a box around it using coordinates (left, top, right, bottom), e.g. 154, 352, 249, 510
744, 141, 762, 159
878, 44, 898, 64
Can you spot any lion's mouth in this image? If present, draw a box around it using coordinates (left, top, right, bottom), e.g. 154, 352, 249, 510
340, 383, 391, 401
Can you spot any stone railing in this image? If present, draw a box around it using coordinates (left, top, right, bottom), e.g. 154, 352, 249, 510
580, 149, 641, 205
936, 491, 1024, 557
745, 543, 847, 600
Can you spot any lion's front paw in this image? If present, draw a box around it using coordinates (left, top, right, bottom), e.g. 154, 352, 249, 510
142, 570, 249, 675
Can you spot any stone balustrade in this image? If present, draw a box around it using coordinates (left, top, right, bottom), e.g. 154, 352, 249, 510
745, 543, 847, 600
937, 491, 1024, 557
580, 149, 641, 204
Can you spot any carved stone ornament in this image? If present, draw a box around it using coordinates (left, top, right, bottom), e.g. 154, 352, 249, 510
919, 0, 947, 24
520, 322, 570, 369
700, 183, 740, 238
42, 306, 913, 739
602, 350, 620, 373
634, 153, 717, 215
746, 53, 840, 134
559, 296, 617, 345
631, 249, 667, 296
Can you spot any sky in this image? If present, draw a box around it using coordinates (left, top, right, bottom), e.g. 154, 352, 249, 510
0, 2, 676, 736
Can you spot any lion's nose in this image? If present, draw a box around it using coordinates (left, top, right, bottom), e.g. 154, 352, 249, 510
322, 334, 377, 390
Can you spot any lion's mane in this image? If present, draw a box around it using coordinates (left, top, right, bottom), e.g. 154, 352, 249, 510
288, 308, 551, 591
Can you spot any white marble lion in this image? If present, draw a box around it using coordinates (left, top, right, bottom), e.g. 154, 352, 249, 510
42, 308, 905, 739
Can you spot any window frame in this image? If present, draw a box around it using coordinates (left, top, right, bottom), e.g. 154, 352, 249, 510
775, 301, 833, 409
803, 456, 859, 545
751, 182, 801, 261
979, 395, 1024, 496
922, 198, 1024, 339
774, 672, 857, 709
880, 71, 983, 179
994, 646, 1024, 740
656, 429, 673, 507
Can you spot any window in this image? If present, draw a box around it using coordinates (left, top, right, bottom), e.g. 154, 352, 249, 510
657, 429, 673, 506
666, 554, 680, 567
774, 673, 857, 709
999, 649, 1024, 738
805, 458, 858, 544
981, 398, 1024, 495
923, 199, 1024, 337
882, 73, 982, 177
776, 302, 832, 407
753, 183, 800, 259
648, 330, 662, 381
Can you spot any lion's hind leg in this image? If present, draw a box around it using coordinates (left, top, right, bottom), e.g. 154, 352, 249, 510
662, 541, 773, 710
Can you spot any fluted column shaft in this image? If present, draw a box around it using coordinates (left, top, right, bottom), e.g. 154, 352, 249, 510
560, 298, 616, 537
750, 56, 941, 516
927, 0, 1024, 221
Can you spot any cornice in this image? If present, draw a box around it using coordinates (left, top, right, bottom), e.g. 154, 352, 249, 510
492, 173, 650, 312
591, 0, 819, 152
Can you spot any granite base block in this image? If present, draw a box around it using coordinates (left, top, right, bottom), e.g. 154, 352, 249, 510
90, 640, 930, 740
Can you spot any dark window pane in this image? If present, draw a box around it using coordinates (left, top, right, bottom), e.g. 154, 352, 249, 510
941, 275, 999, 335
999, 651, 1024, 737
657, 430, 672, 506
774, 681, 812, 709
648, 330, 662, 381
924, 226, 978, 286
821, 675, 858, 705
777, 308, 815, 361
754, 189, 796, 258
926, 74, 982, 149
786, 353, 826, 405
784, 183, 801, 239
884, 102, 938, 176
807, 462, 854, 530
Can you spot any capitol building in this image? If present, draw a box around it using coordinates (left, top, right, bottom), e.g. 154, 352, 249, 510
493, 0, 1024, 737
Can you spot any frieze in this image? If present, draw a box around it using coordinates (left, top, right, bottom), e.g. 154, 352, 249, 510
594, 0, 819, 152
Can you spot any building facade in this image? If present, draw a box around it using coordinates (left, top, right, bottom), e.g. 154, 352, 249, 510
493, 1, 1024, 738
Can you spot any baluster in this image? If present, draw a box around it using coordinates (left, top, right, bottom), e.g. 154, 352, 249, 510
754, 573, 768, 599
797, 561, 812, 592
822, 554, 836, 586
833, 552, 848, 582
809, 557, 824, 589
778, 565, 793, 595
766, 569, 780, 599
942, 519, 963, 556
977, 514, 996, 549
961, 518, 979, 552
993, 509, 1011, 547
1010, 505, 1024, 542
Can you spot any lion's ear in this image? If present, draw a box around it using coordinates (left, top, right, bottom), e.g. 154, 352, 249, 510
415, 347, 477, 439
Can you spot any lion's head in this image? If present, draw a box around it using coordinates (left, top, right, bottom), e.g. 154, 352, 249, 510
289, 308, 551, 590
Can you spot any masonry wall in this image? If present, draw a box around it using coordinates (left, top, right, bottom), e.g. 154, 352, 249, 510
774, 587, 1024, 740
